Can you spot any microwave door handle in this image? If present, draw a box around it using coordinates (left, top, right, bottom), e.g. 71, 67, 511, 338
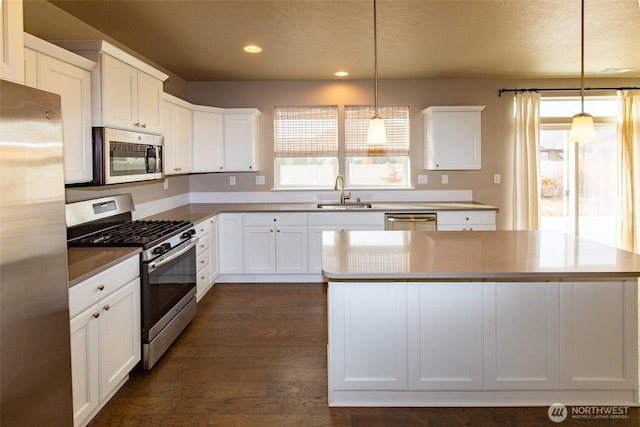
146, 145, 156, 172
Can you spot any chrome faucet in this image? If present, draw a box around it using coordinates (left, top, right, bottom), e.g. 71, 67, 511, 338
334, 175, 351, 204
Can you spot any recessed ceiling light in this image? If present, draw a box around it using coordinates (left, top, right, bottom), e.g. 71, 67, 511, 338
600, 67, 635, 74
243, 45, 263, 54
334, 71, 349, 77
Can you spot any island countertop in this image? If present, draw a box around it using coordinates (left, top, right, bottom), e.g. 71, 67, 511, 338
322, 230, 640, 280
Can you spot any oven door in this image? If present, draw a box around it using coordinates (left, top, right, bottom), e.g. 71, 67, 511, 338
142, 238, 197, 343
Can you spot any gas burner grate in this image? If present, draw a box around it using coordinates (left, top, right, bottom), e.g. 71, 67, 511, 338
70, 220, 192, 248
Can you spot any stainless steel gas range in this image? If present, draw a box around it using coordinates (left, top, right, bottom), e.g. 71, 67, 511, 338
66, 194, 197, 369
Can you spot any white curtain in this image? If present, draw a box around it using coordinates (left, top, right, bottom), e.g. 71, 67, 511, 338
619, 89, 640, 252
513, 91, 541, 230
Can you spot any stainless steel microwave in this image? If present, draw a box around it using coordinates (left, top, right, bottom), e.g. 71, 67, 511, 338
70, 127, 163, 186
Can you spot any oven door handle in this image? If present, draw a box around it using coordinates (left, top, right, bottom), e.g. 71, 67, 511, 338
150, 238, 199, 270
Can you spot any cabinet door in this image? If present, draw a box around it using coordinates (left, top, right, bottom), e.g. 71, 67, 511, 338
218, 214, 244, 274
408, 282, 484, 390
243, 226, 276, 274
70, 304, 100, 427
101, 54, 138, 130
196, 260, 211, 302
560, 280, 637, 390
307, 225, 343, 274
329, 281, 408, 390
0, 0, 24, 84
163, 100, 193, 175
224, 112, 259, 171
275, 225, 308, 274
424, 106, 483, 170
484, 282, 559, 390
209, 216, 220, 281
193, 110, 224, 172
35, 53, 93, 184
136, 70, 163, 134
98, 279, 141, 400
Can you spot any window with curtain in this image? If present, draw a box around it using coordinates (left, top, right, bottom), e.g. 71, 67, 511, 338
344, 105, 410, 188
539, 96, 619, 247
273, 106, 339, 188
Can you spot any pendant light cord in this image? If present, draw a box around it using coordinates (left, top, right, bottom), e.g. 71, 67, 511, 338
373, 0, 379, 118
580, 0, 585, 114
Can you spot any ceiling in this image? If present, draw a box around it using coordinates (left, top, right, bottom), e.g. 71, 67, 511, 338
24, 0, 640, 81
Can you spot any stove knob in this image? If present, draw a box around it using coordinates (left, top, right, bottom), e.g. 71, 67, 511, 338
162, 242, 172, 252
182, 230, 195, 239
153, 246, 164, 255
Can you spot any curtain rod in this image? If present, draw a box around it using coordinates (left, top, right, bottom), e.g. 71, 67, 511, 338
497, 86, 640, 97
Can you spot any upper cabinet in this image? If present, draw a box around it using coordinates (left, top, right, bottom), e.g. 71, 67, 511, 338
192, 105, 224, 173
192, 106, 261, 173
224, 109, 261, 172
52, 40, 169, 134
0, 0, 24, 83
24, 33, 96, 184
423, 106, 485, 170
162, 93, 193, 175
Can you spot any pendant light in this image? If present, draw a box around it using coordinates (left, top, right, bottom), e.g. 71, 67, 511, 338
367, 0, 387, 145
569, 0, 596, 142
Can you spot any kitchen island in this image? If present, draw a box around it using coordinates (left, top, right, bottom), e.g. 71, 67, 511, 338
322, 230, 640, 407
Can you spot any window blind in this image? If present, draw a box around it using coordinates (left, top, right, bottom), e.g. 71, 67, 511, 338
345, 105, 410, 156
273, 106, 339, 157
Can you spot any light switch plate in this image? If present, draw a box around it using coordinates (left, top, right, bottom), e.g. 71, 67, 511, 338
418, 174, 428, 184
442, 174, 448, 184
494, 174, 501, 184
163, 179, 169, 190
229, 176, 236, 186
256, 175, 265, 185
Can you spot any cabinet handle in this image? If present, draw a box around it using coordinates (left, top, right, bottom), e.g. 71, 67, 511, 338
200, 260, 205, 264
465, 217, 470, 221
174, 167, 182, 171
276, 229, 280, 233
219, 166, 223, 170
270, 229, 274, 232
134, 122, 140, 127
98, 284, 105, 291
92, 312, 100, 318
141, 124, 147, 128
103, 304, 110, 311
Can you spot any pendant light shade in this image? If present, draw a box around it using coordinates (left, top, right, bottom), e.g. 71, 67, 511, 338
569, 0, 596, 142
367, 0, 386, 145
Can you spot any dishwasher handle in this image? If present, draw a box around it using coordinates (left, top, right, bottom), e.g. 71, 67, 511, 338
386, 216, 436, 222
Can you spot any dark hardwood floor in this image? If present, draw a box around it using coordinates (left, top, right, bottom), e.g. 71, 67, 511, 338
88, 283, 638, 427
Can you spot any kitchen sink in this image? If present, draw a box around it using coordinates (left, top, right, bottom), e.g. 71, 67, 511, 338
317, 203, 373, 210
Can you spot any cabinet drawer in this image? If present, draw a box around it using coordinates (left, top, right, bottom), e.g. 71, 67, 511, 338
69, 255, 139, 318
194, 220, 210, 239
437, 211, 495, 226
243, 212, 307, 226
196, 233, 210, 255
197, 249, 209, 271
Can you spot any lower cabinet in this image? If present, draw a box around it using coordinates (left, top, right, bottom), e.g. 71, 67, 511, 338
194, 218, 212, 301
69, 255, 140, 427
218, 213, 244, 274
328, 279, 637, 406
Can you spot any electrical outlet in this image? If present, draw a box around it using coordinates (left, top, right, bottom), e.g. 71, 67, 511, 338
441, 174, 448, 184
255, 175, 265, 185
229, 175, 236, 186
494, 174, 501, 184
418, 174, 428, 184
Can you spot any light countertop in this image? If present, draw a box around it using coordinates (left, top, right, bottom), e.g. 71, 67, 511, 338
322, 230, 640, 280
143, 201, 498, 224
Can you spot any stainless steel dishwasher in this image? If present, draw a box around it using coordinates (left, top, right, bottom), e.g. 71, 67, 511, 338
384, 213, 437, 231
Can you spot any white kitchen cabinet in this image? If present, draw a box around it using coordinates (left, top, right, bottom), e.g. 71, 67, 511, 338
329, 281, 409, 391
307, 212, 385, 274
192, 106, 224, 172
162, 93, 193, 175
0, 0, 24, 83
484, 281, 560, 390
408, 282, 484, 390
436, 210, 496, 231
53, 40, 168, 134
560, 280, 637, 390
69, 255, 140, 427
423, 106, 484, 170
194, 218, 214, 301
218, 213, 244, 274
24, 34, 95, 184
224, 109, 261, 172
242, 213, 308, 274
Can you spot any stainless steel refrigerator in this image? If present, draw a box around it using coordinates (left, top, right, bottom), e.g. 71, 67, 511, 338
0, 80, 73, 425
